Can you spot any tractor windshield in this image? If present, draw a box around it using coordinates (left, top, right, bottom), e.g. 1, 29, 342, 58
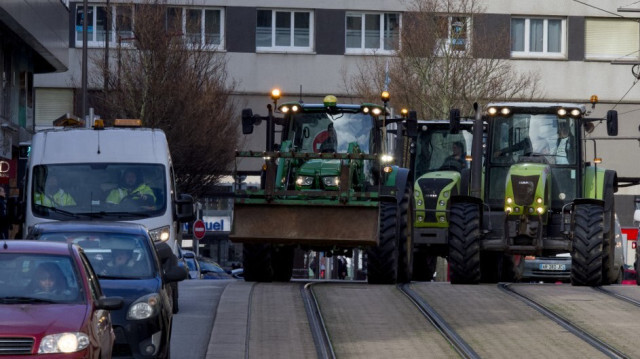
415, 128, 473, 178
490, 114, 576, 165
288, 112, 375, 154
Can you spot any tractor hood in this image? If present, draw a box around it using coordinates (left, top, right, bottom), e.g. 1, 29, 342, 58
297, 159, 341, 177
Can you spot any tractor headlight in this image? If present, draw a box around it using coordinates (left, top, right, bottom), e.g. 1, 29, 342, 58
536, 207, 545, 214
439, 200, 445, 207
296, 176, 314, 187
39, 333, 89, 353
536, 197, 543, 204
381, 154, 394, 163
417, 200, 423, 206
505, 206, 513, 213
322, 176, 339, 188
506, 197, 513, 204
443, 191, 450, 198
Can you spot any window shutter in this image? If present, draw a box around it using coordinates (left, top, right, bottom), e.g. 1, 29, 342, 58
35, 89, 74, 130
585, 18, 639, 60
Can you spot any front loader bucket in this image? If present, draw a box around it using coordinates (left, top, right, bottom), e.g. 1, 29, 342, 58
230, 202, 379, 247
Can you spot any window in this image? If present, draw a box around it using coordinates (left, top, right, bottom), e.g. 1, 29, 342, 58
436, 16, 470, 53
511, 17, 566, 58
75, 4, 134, 47
346, 12, 400, 54
585, 18, 639, 61
256, 9, 313, 52
167, 7, 224, 48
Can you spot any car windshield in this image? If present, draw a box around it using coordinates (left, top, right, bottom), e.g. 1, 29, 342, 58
36, 232, 155, 279
0, 253, 84, 304
32, 163, 166, 221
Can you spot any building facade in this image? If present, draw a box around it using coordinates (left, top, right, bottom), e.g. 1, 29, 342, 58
31, 1, 640, 261
0, 0, 68, 207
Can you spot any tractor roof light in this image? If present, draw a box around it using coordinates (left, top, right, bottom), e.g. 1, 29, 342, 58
281, 106, 290, 113
590, 94, 598, 105
291, 105, 299, 112
372, 108, 382, 116
381, 91, 390, 103
324, 95, 337, 107
500, 107, 511, 116
381, 154, 394, 163
570, 108, 581, 117
271, 88, 281, 101
557, 108, 567, 117
383, 166, 393, 173
487, 107, 498, 116
401, 108, 409, 117
594, 157, 602, 164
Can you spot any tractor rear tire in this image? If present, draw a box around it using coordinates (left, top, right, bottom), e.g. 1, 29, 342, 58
272, 245, 295, 282
397, 183, 413, 283
601, 192, 617, 285
413, 249, 437, 281
243, 243, 274, 282
448, 202, 481, 284
367, 202, 400, 284
571, 203, 604, 286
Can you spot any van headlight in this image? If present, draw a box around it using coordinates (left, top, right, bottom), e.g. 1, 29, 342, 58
149, 226, 170, 242
127, 293, 161, 320
39, 333, 89, 353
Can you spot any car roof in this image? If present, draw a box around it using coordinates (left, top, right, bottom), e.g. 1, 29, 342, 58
0, 239, 74, 255
31, 221, 148, 236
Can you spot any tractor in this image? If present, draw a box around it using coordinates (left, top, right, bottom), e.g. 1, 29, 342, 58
448, 102, 619, 286
230, 90, 417, 284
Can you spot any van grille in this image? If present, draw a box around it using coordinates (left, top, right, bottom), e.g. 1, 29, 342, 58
0, 337, 34, 355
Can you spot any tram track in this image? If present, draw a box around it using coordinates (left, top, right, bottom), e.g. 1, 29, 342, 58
498, 283, 629, 359
301, 282, 336, 359
593, 286, 640, 308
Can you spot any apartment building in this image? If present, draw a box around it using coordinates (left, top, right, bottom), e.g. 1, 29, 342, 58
31, 1, 640, 260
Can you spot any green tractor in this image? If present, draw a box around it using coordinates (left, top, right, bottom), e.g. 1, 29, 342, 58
230, 90, 417, 284
448, 102, 619, 286
392, 119, 476, 281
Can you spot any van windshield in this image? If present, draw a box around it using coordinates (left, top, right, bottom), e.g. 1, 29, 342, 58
32, 164, 166, 220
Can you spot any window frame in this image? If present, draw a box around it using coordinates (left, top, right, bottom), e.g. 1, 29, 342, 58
436, 15, 471, 55
585, 17, 640, 61
256, 9, 314, 53
167, 7, 225, 50
510, 16, 567, 59
345, 12, 401, 55
75, 4, 136, 48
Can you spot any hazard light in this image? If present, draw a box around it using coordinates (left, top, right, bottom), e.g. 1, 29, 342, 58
114, 119, 142, 127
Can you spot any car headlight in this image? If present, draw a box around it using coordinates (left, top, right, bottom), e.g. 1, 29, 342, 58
296, 176, 314, 187
322, 176, 339, 188
127, 293, 161, 320
149, 226, 170, 242
38, 332, 89, 353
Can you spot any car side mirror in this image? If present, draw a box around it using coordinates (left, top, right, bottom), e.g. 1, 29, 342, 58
175, 193, 195, 223
164, 265, 188, 283
96, 296, 124, 310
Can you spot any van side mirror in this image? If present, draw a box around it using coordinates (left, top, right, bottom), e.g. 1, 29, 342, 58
175, 193, 195, 223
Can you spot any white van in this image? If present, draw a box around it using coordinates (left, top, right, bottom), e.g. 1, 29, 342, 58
22, 121, 194, 251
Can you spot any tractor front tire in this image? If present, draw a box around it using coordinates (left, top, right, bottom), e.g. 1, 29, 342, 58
272, 245, 295, 282
243, 243, 274, 282
367, 202, 400, 284
571, 204, 604, 286
448, 202, 481, 284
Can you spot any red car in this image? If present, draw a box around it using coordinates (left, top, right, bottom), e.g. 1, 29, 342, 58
0, 240, 122, 358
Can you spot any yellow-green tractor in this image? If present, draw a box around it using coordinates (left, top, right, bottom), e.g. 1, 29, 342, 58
231, 91, 417, 284
448, 102, 619, 286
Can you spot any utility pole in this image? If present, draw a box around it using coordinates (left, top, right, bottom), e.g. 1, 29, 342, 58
81, 0, 88, 118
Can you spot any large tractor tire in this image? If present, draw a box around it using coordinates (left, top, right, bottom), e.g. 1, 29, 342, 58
272, 245, 295, 282
243, 243, 273, 282
367, 202, 400, 284
413, 249, 437, 281
448, 202, 481, 284
601, 189, 618, 285
571, 203, 604, 286
396, 184, 413, 283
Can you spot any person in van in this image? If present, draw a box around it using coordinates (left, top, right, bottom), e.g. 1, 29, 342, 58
34, 174, 76, 207
106, 169, 156, 206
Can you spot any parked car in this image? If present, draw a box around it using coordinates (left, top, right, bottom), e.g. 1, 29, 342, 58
230, 268, 244, 280
197, 256, 233, 279
521, 215, 625, 284
0, 240, 123, 358
28, 221, 187, 358
183, 250, 202, 279
622, 264, 637, 285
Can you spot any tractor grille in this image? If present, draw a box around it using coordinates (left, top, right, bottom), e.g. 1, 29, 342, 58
0, 337, 34, 355
511, 175, 539, 206
418, 178, 455, 222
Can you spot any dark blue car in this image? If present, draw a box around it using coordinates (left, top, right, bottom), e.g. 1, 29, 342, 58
28, 221, 187, 359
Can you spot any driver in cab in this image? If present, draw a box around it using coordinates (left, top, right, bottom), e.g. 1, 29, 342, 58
106, 169, 156, 207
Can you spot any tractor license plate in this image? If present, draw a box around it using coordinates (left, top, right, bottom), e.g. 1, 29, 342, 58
540, 263, 566, 271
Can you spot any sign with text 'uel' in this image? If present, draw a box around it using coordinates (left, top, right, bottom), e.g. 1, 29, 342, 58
183, 216, 231, 233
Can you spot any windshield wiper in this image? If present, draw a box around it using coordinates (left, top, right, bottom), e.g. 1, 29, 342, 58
77, 211, 151, 219
39, 206, 79, 218
0, 296, 57, 304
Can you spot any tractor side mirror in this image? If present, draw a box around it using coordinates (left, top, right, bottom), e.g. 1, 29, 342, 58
606, 110, 618, 136
449, 108, 461, 134
242, 109, 262, 135
175, 193, 195, 223
406, 111, 418, 138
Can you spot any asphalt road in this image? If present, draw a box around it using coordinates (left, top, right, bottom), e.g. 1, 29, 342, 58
170, 279, 235, 358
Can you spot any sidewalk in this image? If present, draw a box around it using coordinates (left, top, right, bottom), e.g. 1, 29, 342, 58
206, 281, 254, 359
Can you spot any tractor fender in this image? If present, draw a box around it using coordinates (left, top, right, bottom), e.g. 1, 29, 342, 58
572, 198, 605, 207
392, 167, 411, 203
